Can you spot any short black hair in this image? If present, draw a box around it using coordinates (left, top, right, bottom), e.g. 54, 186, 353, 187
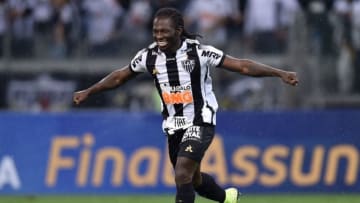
154, 7, 201, 40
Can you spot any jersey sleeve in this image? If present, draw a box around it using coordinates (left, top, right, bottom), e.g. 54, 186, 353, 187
129, 48, 147, 73
198, 45, 225, 68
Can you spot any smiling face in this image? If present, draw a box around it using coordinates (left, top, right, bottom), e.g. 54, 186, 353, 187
152, 17, 182, 53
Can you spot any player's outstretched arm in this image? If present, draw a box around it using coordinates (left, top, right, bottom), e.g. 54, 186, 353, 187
221, 55, 299, 86
73, 66, 137, 105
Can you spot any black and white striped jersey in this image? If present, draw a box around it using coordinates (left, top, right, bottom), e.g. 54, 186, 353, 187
129, 38, 225, 133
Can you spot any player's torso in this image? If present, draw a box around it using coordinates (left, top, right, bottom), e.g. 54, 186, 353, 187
149, 46, 206, 109
155, 52, 196, 101
130, 39, 221, 128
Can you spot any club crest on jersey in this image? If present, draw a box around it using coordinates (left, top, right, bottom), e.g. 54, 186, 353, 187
181, 59, 195, 73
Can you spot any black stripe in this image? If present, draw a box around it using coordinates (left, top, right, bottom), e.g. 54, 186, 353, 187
206, 102, 215, 125
187, 43, 204, 125
146, 48, 169, 118
165, 52, 183, 116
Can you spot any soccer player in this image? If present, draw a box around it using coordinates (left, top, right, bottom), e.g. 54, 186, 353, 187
73, 7, 299, 203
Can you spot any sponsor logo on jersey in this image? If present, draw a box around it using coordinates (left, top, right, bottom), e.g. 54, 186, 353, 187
174, 117, 187, 128
185, 145, 193, 152
160, 85, 193, 104
201, 50, 221, 59
131, 55, 142, 68
182, 126, 201, 142
162, 90, 193, 104
181, 60, 195, 73
163, 116, 193, 134
166, 85, 191, 91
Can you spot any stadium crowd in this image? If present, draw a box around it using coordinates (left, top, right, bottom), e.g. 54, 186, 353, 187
0, 0, 288, 58
1, 0, 360, 111
0, 0, 357, 57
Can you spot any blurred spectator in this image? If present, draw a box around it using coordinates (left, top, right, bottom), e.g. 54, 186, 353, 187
244, 0, 298, 54
299, 0, 339, 94
184, 0, 231, 49
334, 0, 354, 93
111, 81, 158, 111
221, 0, 243, 46
82, 0, 123, 57
298, 0, 335, 56
224, 77, 266, 110
121, 0, 152, 52
277, 0, 299, 53
50, 0, 77, 58
6, 74, 75, 112
154, 0, 190, 11
352, 0, 360, 92
8, 0, 36, 58
33, 0, 53, 58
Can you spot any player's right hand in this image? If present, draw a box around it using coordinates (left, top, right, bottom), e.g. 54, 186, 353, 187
73, 89, 90, 105
280, 71, 299, 86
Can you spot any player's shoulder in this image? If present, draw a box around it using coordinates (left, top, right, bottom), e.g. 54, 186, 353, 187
134, 42, 157, 56
196, 43, 224, 62
183, 38, 221, 52
133, 48, 148, 59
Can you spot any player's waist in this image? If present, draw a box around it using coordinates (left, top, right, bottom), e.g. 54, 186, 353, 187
162, 115, 215, 135
163, 116, 192, 130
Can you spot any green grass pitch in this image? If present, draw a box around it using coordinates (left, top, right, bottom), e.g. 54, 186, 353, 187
1, 194, 359, 203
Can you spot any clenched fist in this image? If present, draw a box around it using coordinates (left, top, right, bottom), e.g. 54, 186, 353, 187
280, 71, 299, 86
73, 89, 90, 105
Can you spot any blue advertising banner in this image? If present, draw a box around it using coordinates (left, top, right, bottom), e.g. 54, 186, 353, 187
0, 110, 359, 194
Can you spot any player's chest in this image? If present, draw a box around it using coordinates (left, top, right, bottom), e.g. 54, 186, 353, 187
149, 54, 202, 82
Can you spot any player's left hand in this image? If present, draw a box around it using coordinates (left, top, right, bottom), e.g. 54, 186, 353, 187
280, 71, 299, 86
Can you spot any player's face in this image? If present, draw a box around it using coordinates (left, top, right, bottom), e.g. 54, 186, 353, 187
153, 17, 181, 53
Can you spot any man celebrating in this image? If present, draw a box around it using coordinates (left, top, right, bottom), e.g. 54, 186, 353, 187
74, 7, 299, 203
